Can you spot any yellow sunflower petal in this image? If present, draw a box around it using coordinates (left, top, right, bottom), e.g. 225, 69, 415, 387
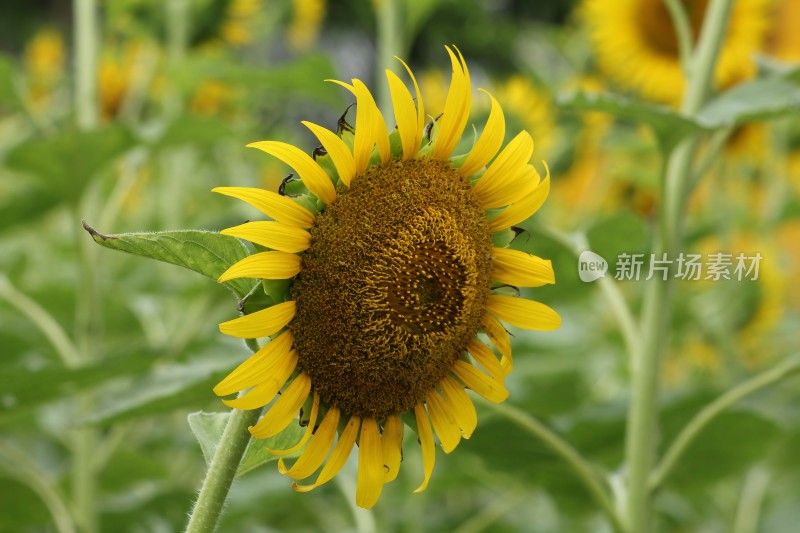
472, 131, 534, 205
222, 350, 298, 409
212, 187, 315, 229
266, 392, 320, 456
293, 415, 360, 492
426, 390, 461, 453
302, 120, 356, 187
481, 314, 512, 375
459, 89, 505, 176
413, 403, 435, 493
219, 300, 296, 339
486, 295, 561, 331
440, 376, 478, 438
396, 56, 425, 153
452, 360, 509, 403
467, 339, 504, 382
492, 247, 555, 288
329, 78, 390, 172
354, 79, 391, 164
218, 251, 301, 282
381, 414, 403, 482
278, 406, 340, 479
247, 141, 336, 205
386, 69, 419, 160
433, 46, 471, 160
213, 330, 294, 396
355, 417, 384, 509
477, 164, 540, 209
489, 168, 550, 232
249, 373, 312, 438
221, 221, 311, 254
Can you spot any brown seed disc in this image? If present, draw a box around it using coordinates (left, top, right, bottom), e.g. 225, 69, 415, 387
290, 158, 493, 419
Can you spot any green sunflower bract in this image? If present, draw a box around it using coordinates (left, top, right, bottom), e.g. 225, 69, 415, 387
213, 45, 560, 509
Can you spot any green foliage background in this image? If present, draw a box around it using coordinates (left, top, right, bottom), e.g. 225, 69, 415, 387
1, 0, 800, 532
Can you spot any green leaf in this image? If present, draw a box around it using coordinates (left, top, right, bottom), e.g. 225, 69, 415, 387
153, 114, 233, 150
5, 125, 135, 203
80, 356, 231, 426
237, 422, 305, 477
661, 400, 782, 489
586, 211, 650, 274
559, 91, 702, 151
83, 224, 256, 299
0, 55, 22, 109
187, 410, 306, 477
187, 411, 230, 465
0, 353, 156, 425
170, 54, 342, 108
697, 77, 800, 128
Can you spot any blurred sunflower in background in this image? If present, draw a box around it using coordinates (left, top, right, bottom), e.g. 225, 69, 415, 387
23, 28, 65, 109
212, 47, 559, 508
581, 0, 772, 104
287, 0, 326, 52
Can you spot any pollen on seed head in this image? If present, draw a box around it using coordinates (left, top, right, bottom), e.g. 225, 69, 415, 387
290, 158, 493, 419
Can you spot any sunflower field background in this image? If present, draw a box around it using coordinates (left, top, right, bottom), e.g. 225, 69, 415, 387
2, 0, 800, 532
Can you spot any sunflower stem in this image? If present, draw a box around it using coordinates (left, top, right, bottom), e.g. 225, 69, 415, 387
73, 1, 101, 532
185, 406, 262, 533
375, 0, 402, 123
476, 398, 625, 533
664, 0, 694, 73
624, 1, 734, 531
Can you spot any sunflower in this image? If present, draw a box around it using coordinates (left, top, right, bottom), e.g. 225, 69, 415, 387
581, 0, 772, 105
212, 46, 560, 508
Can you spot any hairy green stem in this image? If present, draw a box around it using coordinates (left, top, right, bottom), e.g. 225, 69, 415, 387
184, 407, 262, 533
476, 398, 625, 533
651, 354, 800, 489
624, 1, 734, 531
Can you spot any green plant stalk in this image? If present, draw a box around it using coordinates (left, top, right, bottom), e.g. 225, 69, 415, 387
664, 0, 694, 72
376, 0, 402, 123
73, 1, 100, 531
624, 0, 734, 531
185, 407, 263, 533
732, 466, 771, 533
0, 442, 77, 533
535, 225, 641, 364
74, 0, 98, 130
0, 276, 81, 367
650, 354, 800, 489
476, 398, 625, 533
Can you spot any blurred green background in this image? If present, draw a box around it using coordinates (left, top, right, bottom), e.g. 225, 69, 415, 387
1, 0, 800, 531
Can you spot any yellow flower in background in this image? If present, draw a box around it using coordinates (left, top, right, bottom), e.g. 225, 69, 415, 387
767, 0, 800, 61
582, 0, 772, 105
220, 0, 262, 46
190, 80, 240, 116
213, 47, 559, 508
98, 41, 145, 121
550, 76, 613, 220
23, 28, 65, 107
493, 75, 555, 156
287, 0, 326, 52
419, 69, 449, 117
